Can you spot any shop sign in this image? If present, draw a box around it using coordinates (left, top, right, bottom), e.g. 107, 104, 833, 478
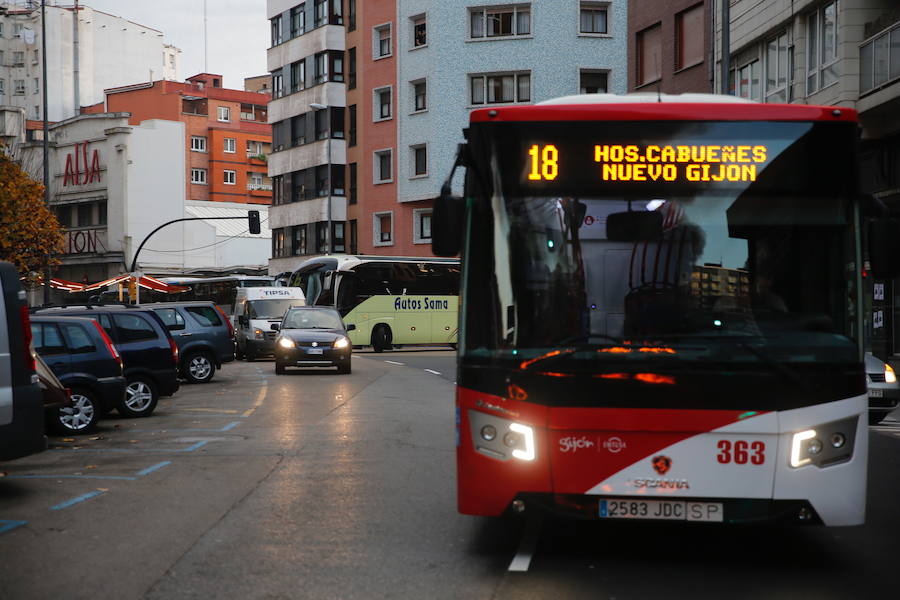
63, 142, 102, 187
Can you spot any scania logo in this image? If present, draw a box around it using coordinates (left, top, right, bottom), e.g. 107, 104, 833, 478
652, 455, 672, 475
602, 436, 627, 454
632, 478, 690, 489
559, 436, 595, 453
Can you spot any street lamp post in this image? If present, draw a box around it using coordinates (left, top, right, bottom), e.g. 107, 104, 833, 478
310, 102, 331, 254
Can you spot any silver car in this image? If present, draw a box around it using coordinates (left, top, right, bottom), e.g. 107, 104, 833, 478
866, 354, 899, 425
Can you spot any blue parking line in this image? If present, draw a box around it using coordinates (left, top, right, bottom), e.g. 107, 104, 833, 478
50, 440, 213, 454
0, 520, 27, 535
135, 461, 171, 476
221, 421, 241, 431
184, 440, 209, 452
51, 490, 105, 511
5, 474, 137, 481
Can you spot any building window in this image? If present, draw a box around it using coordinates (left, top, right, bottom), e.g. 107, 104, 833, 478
374, 149, 392, 183
470, 5, 530, 39
0, 79, 5, 97
636, 23, 662, 87
249, 172, 264, 189
807, 1, 839, 95
191, 168, 207, 184
579, 2, 608, 34
349, 219, 358, 254
414, 209, 432, 244
579, 70, 608, 94
375, 24, 392, 58
314, 52, 328, 84
316, 165, 330, 196
273, 69, 285, 98
32, 77, 38, 94
224, 170, 236, 185
333, 222, 345, 253
349, 162, 357, 205
273, 175, 284, 205
13, 79, 25, 95
314, 0, 328, 27
675, 4, 704, 70
190, 136, 207, 152
412, 80, 426, 112
411, 144, 427, 177
348, 0, 356, 31
271, 14, 283, 46
348, 104, 357, 146
859, 21, 900, 95
13, 51, 24, 67
292, 225, 307, 255
470, 72, 530, 105
290, 5, 305, 38
348, 47, 356, 89
412, 15, 427, 47
374, 86, 392, 120
273, 228, 287, 257
765, 31, 790, 103
732, 60, 761, 100
316, 222, 328, 253
290, 60, 305, 93
330, 50, 344, 82
374, 212, 393, 246
315, 108, 328, 140
217, 106, 231, 122
224, 138, 236, 153
247, 140, 265, 157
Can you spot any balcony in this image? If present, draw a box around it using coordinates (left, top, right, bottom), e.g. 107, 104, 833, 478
860, 20, 900, 96
248, 183, 273, 191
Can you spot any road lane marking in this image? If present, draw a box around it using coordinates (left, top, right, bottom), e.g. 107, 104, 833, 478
0, 520, 27, 535
51, 490, 106, 511
424, 369, 441, 375
6, 474, 137, 481
508, 516, 542, 572
384, 360, 405, 365
221, 421, 242, 431
243, 385, 268, 417
136, 461, 171, 476
178, 408, 241, 414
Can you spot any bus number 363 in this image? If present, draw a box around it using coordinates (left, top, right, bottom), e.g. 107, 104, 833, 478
717, 440, 766, 465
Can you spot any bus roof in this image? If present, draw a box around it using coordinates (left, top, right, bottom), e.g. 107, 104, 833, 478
293, 254, 460, 273
470, 93, 858, 124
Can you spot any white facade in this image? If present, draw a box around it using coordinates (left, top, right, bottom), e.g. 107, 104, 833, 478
0, 3, 181, 122
11, 111, 270, 288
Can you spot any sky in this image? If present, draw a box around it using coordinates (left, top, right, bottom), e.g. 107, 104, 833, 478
80, 0, 269, 89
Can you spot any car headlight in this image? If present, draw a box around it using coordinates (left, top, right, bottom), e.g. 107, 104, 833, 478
885, 363, 896, 383
333, 336, 350, 349
254, 328, 265, 340
278, 337, 295, 349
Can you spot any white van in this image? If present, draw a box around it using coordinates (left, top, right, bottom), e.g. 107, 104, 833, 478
233, 287, 306, 360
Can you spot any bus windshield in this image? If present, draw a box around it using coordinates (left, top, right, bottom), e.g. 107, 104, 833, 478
463, 120, 861, 372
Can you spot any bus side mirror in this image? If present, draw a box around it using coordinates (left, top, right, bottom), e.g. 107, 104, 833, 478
271, 323, 280, 331
346, 323, 356, 331
238, 315, 247, 327
868, 218, 900, 278
432, 185, 465, 257
606, 210, 663, 242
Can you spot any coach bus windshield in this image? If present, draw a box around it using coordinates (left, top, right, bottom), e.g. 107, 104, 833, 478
462, 120, 862, 374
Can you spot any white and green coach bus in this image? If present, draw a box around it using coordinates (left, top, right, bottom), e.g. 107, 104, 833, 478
287, 255, 460, 352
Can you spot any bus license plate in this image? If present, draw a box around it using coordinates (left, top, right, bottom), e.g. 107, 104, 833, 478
307, 348, 324, 355
599, 499, 723, 522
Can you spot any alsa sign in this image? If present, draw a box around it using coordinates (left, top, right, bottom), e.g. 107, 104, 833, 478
62, 142, 102, 187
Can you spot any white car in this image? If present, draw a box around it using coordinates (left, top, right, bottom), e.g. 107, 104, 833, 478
866, 353, 899, 425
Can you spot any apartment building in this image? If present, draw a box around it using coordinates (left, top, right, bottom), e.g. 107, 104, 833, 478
266, 0, 347, 275
714, 0, 900, 358
0, 2, 180, 121
629, 0, 713, 93
99, 73, 272, 206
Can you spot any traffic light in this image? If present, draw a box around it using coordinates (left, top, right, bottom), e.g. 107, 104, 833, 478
248, 210, 261, 234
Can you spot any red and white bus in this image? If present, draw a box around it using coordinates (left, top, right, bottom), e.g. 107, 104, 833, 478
435, 94, 878, 526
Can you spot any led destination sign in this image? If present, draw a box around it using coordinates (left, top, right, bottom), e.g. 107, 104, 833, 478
527, 144, 769, 184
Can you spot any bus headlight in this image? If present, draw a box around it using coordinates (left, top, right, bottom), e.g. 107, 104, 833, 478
333, 337, 350, 349
468, 410, 536, 462
278, 337, 295, 349
789, 417, 858, 468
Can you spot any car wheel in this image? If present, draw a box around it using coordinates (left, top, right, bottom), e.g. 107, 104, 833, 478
275, 361, 285, 374
120, 376, 158, 418
338, 362, 351, 374
371, 325, 392, 353
53, 388, 100, 434
184, 351, 215, 384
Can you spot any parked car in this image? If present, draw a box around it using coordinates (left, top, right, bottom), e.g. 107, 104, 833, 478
273, 307, 354, 375
30, 315, 126, 433
866, 353, 899, 425
141, 302, 235, 383
33, 305, 179, 417
34, 352, 74, 431
0, 261, 46, 461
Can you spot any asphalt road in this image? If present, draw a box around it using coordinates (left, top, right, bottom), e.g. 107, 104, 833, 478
1, 349, 899, 599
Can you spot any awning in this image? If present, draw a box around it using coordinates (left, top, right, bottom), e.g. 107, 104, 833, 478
44, 275, 189, 294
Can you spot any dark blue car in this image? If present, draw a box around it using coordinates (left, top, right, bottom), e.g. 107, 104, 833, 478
33, 305, 179, 418
30, 315, 127, 433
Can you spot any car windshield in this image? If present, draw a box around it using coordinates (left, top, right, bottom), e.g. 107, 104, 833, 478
248, 299, 299, 320
282, 309, 343, 330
